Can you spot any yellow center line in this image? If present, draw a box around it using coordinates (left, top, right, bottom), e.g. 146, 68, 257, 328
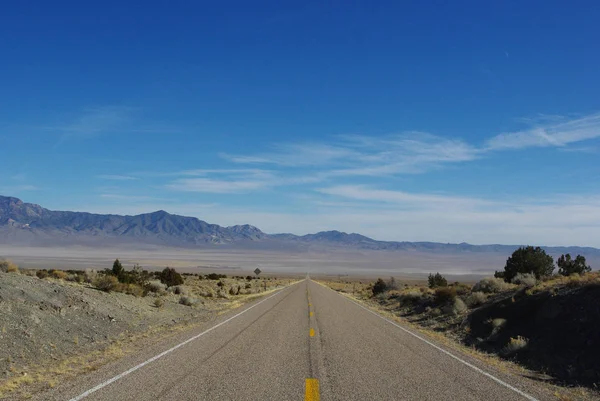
305, 378, 320, 401
309, 328, 315, 337
309, 311, 313, 317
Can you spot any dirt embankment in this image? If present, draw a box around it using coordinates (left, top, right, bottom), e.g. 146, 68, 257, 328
323, 273, 600, 396
0, 270, 293, 398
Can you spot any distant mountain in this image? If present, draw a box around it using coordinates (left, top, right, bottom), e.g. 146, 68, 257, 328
2, 195, 599, 257
0, 195, 265, 245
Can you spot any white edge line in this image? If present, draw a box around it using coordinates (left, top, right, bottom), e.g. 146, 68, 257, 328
314, 280, 539, 401
68, 281, 302, 401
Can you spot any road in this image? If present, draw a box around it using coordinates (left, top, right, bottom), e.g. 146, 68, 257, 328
36, 279, 552, 401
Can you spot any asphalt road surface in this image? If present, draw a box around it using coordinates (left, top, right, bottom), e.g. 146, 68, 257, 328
35, 279, 553, 401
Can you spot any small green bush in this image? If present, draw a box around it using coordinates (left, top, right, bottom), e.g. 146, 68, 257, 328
372, 278, 387, 295
159, 267, 184, 287
428, 273, 448, 288
36, 270, 49, 279
434, 287, 457, 305
557, 254, 591, 276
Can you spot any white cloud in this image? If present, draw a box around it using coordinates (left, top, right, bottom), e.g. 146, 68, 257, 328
486, 112, 600, 150
166, 178, 270, 193
223, 132, 479, 177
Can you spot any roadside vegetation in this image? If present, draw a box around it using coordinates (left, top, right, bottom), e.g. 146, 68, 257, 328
0, 259, 292, 399
324, 247, 600, 391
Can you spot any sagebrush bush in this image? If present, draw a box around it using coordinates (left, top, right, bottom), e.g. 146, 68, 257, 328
84, 268, 98, 283
179, 296, 195, 306
503, 336, 528, 354
0, 260, 19, 273
173, 285, 187, 295
443, 297, 467, 316
154, 298, 164, 308
399, 290, 423, 305
94, 275, 119, 292
118, 283, 145, 297
472, 277, 512, 294
511, 273, 537, 288
51, 270, 68, 280
465, 291, 487, 307
146, 280, 166, 293
434, 287, 457, 305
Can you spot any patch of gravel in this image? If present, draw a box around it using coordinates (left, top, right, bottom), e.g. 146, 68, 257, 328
0, 273, 216, 379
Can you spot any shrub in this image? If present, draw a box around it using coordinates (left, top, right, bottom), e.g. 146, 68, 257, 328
245, 283, 252, 289
94, 275, 119, 292
443, 297, 467, 316
387, 277, 399, 291
154, 298, 164, 308
0, 260, 19, 273
503, 336, 528, 354
229, 285, 240, 296
399, 290, 423, 304
434, 287, 456, 305
494, 246, 554, 282
372, 278, 387, 295
36, 270, 49, 279
428, 272, 448, 288
159, 267, 184, 287
511, 273, 537, 288
472, 277, 512, 294
173, 285, 187, 295
118, 283, 145, 297
67, 273, 85, 283
465, 291, 487, 307
51, 270, 68, 280
557, 254, 591, 276
146, 280, 166, 293
179, 296, 195, 306
206, 273, 227, 280
84, 268, 98, 283
246, 275, 253, 281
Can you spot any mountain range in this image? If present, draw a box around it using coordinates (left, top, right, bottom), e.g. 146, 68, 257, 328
2, 195, 599, 257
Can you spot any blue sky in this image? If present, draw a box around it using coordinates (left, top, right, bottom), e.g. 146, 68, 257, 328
1, 1, 600, 246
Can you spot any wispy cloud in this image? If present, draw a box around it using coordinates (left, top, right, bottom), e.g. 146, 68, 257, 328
49, 106, 179, 148
223, 132, 479, 177
486, 112, 600, 150
0, 184, 38, 194
97, 174, 138, 181
166, 178, 271, 193
100, 194, 168, 202
317, 185, 494, 209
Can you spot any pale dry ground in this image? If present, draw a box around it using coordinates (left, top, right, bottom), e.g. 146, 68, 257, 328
0, 245, 519, 280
